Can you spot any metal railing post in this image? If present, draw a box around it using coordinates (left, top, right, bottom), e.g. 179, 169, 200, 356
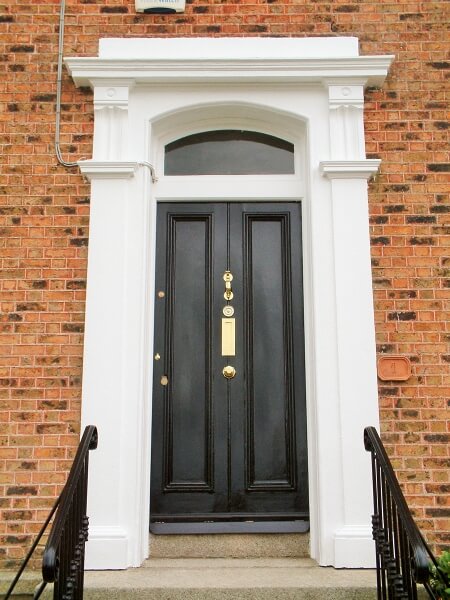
364, 426, 448, 600
3, 426, 97, 600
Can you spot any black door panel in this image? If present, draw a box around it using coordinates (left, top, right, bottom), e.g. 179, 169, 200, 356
150, 202, 308, 524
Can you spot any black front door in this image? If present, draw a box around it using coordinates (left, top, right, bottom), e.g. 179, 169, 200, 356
150, 202, 308, 530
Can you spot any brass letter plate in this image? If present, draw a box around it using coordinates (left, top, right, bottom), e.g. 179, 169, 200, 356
222, 318, 235, 356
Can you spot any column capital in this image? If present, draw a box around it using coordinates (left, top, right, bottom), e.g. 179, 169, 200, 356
79, 160, 139, 180
320, 159, 381, 180
325, 81, 365, 110
93, 83, 131, 107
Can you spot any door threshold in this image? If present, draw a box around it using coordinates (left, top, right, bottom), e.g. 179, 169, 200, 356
150, 521, 310, 534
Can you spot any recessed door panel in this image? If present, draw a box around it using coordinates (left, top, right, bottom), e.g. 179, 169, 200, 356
150, 202, 308, 526
245, 215, 295, 489
167, 216, 212, 489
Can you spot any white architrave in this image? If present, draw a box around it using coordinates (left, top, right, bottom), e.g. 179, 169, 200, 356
66, 38, 393, 570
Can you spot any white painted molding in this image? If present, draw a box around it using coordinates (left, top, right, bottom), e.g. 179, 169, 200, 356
66, 37, 393, 88
327, 83, 365, 108
85, 526, 128, 570
91, 86, 130, 161
320, 160, 381, 179
66, 56, 394, 87
78, 160, 139, 179
334, 527, 375, 568
100, 36, 361, 59
94, 85, 130, 108
326, 84, 365, 160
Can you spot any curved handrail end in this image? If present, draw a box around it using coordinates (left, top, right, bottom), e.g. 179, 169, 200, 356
364, 426, 377, 452
87, 425, 98, 450
42, 546, 58, 583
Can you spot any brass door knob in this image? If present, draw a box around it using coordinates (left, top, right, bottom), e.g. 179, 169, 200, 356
222, 365, 236, 379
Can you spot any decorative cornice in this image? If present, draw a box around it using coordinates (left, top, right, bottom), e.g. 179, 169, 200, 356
320, 160, 381, 180
78, 160, 139, 180
65, 56, 394, 89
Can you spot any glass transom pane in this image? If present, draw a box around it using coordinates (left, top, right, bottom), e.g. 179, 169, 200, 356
165, 130, 295, 175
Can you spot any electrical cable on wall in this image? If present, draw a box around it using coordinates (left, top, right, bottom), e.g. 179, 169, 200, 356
55, 0, 157, 180
55, 0, 78, 167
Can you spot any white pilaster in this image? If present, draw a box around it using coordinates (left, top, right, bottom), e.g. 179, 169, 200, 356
320, 160, 381, 567
80, 162, 153, 569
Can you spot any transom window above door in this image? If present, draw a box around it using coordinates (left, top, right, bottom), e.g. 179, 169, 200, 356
164, 130, 295, 176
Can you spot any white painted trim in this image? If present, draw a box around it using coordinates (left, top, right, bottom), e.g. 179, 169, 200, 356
155, 177, 303, 201
85, 526, 128, 570
71, 37, 392, 571
100, 36, 361, 59
66, 57, 393, 88
79, 160, 139, 179
334, 526, 375, 569
320, 160, 381, 179
65, 37, 394, 87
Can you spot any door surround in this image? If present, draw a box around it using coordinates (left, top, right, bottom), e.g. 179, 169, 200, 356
66, 37, 393, 569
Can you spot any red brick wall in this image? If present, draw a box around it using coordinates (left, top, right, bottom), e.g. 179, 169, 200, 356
1, 0, 449, 567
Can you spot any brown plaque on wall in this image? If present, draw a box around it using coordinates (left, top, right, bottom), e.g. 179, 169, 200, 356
377, 356, 411, 382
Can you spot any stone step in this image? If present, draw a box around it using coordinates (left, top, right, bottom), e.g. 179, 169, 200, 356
79, 558, 380, 599
0, 570, 41, 599
149, 533, 310, 558
2, 559, 430, 600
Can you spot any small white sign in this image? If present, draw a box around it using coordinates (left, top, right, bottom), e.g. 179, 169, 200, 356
136, 0, 185, 13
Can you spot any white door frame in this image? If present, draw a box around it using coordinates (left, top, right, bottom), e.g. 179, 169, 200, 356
66, 37, 393, 570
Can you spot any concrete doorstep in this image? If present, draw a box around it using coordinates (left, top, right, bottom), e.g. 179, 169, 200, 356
81, 558, 380, 600
0, 570, 42, 599
2, 559, 430, 599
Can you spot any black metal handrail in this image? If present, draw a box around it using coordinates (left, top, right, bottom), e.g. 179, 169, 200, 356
4, 425, 97, 600
364, 426, 448, 599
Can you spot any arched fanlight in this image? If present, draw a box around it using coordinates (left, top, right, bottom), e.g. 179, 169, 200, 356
165, 130, 295, 175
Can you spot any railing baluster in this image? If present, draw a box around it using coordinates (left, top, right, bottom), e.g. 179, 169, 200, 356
364, 426, 449, 600
4, 426, 97, 600
377, 462, 388, 600
371, 453, 383, 600
398, 518, 413, 599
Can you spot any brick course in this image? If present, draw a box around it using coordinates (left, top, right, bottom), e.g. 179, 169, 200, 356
1, 0, 449, 567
